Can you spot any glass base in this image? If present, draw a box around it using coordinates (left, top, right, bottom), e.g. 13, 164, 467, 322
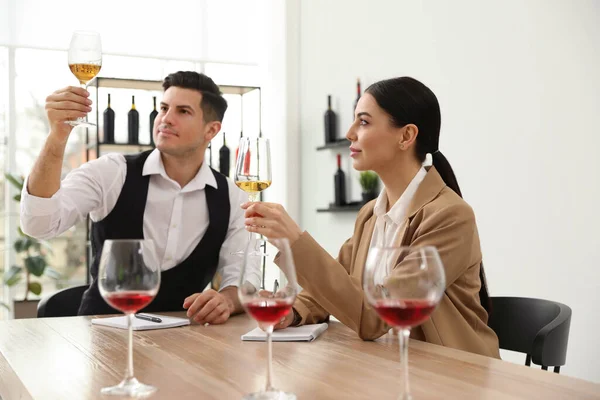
101, 377, 157, 398
65, 119, 96, 128
242, 390, 296, 400
231, 239, 270, 257
231, 249, 270, 257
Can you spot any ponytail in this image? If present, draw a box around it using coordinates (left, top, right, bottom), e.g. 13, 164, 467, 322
432, 150, 492, 315
431, 151, 462, 198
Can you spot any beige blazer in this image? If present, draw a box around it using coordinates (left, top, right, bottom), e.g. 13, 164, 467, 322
283, 166, 500, 358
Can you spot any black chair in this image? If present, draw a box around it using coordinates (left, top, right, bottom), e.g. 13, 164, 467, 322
488, 296, 572, 373
37, 285, 89, 318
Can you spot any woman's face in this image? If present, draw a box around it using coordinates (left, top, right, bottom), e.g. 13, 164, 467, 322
346, 93, 405, 172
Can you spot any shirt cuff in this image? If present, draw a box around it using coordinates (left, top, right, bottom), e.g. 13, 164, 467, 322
20, 176, 62, 217
218, 278, 241, 291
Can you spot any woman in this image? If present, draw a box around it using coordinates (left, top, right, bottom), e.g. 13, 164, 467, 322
243, 77, 500, 358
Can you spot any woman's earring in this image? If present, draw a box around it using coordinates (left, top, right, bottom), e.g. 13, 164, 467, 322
399, 143, 405, 149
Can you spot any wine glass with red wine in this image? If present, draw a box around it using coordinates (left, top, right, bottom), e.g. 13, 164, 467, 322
98, 239, 160, 397
238, 238, 298, 400
363, 246, 445, 400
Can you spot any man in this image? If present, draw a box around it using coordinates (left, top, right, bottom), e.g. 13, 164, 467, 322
20, 71, 260, 324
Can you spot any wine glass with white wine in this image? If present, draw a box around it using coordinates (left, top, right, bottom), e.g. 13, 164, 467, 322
234, 137, 272, 256
67, 31, 102, 127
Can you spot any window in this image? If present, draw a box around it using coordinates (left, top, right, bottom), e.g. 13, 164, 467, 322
2, 0, 272, 311
0, 46, 8, 314
13, 48, 88, 296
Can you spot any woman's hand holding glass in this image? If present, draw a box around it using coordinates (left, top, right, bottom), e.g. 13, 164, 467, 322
241, 202, 303, 247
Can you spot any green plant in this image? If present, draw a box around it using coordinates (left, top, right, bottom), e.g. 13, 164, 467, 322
359, 171, 379, 193
3, 173, 61, 301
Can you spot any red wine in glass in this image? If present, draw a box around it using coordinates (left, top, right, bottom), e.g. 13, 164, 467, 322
374, 299, 437, 328
97, 239, 160, 397
104, 291, 155, 314
238, 238, 298, 400
246, 298, 293, 325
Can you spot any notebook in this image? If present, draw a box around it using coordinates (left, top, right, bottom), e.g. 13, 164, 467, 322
241, 323, 328, 342
91, 313, 190, 331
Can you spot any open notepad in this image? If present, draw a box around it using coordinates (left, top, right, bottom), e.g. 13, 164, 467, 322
91, 314, 190, 331
241, 323, 328, 342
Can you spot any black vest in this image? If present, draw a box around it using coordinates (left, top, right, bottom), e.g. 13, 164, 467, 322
78, 150, 230, 315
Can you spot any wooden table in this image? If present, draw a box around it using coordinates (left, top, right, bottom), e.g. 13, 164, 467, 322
0, 313, 598, 399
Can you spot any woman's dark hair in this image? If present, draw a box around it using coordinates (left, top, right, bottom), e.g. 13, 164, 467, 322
366, 77, 491, 314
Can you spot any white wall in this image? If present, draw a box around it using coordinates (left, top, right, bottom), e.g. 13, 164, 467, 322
297, 0, 600, 383
258, 0, 301, 287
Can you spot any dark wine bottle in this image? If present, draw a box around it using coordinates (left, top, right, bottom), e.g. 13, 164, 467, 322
353, 78, 361, 118
149, 96, 158, 146
324, 95, 337, 144
127, 95, 139, 145
208, 142, 213, 167
334, 153, 346, 206
103, 93, 115, 144
219, 133, 231, 177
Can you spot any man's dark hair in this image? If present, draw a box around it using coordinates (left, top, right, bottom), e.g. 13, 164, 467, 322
162, 71, 228, 122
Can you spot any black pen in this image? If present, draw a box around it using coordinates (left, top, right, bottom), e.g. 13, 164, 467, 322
135, 313, 162, 323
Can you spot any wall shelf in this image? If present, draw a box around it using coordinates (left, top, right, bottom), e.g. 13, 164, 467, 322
93, 77, 259, 95
316, 139, 350, 151
86, 142, 154, 151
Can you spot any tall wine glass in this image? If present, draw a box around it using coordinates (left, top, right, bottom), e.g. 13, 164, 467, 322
67, 31, 102, 127
98, 239, 161, 397
239, 238, 298, 400
234, 137, 272, 256
363, 246, 446, 400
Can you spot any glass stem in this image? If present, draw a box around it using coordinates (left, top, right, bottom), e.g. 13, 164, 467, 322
398, 328, 411, 400
80, 83, 88, 122
248, 193, 259, 203
248, 192, 260, 251
265, 324, 275, 392
126, 313, 135, 381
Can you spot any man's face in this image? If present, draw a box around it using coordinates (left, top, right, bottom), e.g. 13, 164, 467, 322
153, 86, 220, 156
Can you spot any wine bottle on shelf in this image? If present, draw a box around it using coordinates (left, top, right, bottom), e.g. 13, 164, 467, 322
127, 95, 139, 145
334, 153, 347, 206
103, 93, 115, 144
149, 96, 158, 146
219, 133, 231, 177
324, 95, 337, 144
353, 78, 361, 119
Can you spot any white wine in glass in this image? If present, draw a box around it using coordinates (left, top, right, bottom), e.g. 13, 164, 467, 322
234, 137, 272, 256
234, 137, 272, 202
236, 180, 272, 196
67, 31, 102, 127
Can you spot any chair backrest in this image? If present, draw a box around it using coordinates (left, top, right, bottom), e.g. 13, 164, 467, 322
488, 296, 572, 372
37, 285, 89, 318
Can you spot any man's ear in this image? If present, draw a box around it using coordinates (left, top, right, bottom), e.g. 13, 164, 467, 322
204, 121, 221, 142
